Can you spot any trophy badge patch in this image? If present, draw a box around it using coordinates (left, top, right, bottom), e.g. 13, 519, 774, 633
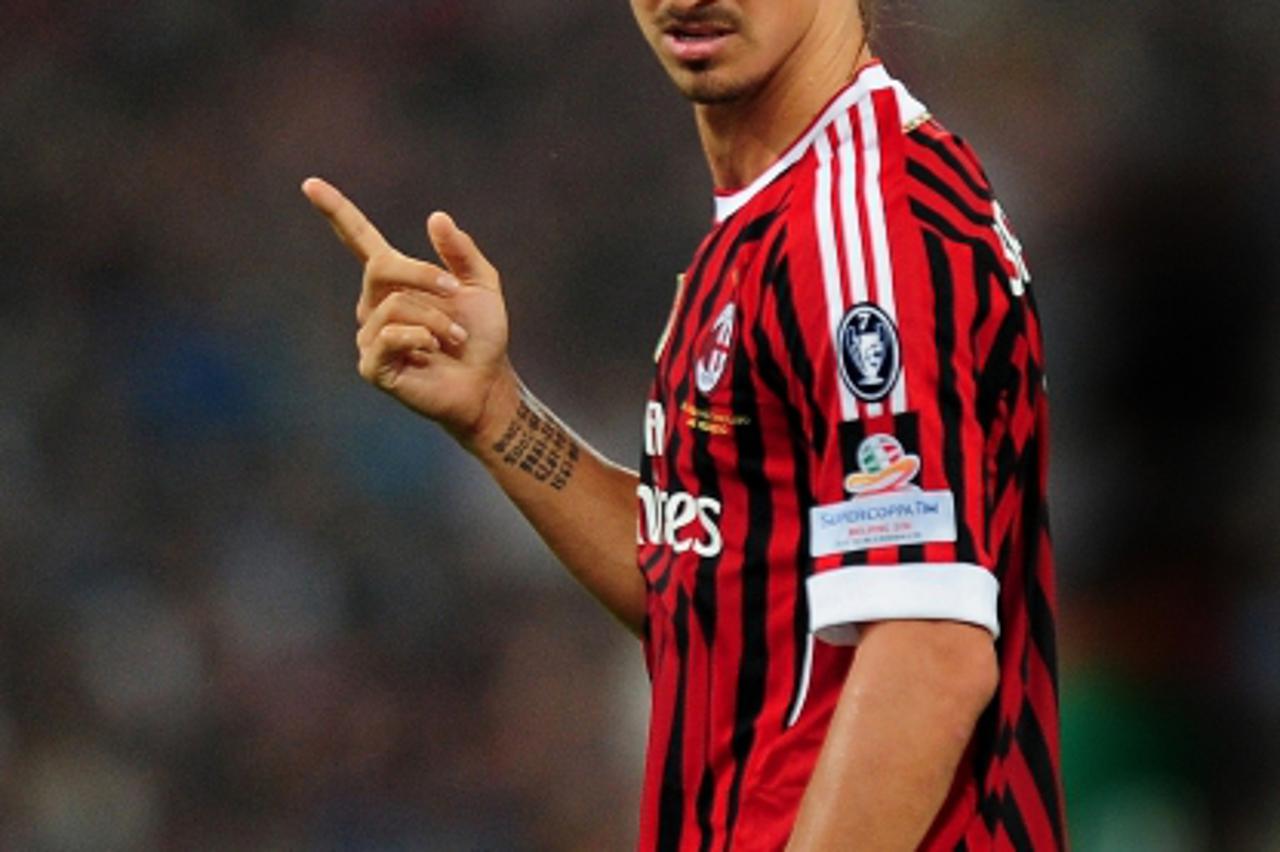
837, 303, 901, 403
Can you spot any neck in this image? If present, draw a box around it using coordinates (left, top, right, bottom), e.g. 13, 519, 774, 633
696, 30, 872, 191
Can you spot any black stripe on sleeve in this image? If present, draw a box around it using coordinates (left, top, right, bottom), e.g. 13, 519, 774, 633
992, 435, 1018, 515
1021, 436, 1058, 688
907, 159, 994, 228
948, 135, 995, 190
1015, 697, 1065, 846
1028, 538, 1058, 695
895, 412, 926, 565
976, 310, 1023, 431
1000, 789, 1033, 852
910, 199, 1004, 263
923, 230, 978, 565
908, 129, 994, 201
972, 703, 1002, 833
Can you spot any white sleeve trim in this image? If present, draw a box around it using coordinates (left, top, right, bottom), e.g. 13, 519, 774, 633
807, 563, 1000, 646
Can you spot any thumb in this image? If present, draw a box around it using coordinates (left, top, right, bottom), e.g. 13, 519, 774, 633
427, 211, 499, 290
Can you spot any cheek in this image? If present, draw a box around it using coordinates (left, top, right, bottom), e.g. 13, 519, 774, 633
740, 11, 803, 66
628, 0, 653, 33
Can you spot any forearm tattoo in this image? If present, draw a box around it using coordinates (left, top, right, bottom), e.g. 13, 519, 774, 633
491, 399, 581, 490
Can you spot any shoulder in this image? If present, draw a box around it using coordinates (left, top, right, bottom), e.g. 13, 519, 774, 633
783, 105, 1025, 296
897, 120, 1003, 247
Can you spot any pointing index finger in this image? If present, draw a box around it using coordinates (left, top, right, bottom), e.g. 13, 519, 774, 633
301, 176, 392, 263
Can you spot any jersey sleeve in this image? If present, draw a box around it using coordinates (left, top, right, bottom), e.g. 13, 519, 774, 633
756, 121, 1021, 647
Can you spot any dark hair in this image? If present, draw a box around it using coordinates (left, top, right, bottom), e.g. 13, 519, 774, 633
860, 0, 878, 38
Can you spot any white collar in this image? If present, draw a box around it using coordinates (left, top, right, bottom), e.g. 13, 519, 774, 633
712, 64, 928, 223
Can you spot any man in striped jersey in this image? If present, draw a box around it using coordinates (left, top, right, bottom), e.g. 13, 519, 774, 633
303, 0, 1065, 848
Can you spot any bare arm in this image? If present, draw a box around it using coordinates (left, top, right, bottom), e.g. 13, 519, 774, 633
301, 177, 645, 634
462, 372, 645, 633
786, 620, 998, 851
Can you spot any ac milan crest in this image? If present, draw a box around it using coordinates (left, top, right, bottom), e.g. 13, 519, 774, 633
695, 302, 737, 395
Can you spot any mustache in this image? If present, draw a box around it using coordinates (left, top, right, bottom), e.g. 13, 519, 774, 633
656, 5, 741, 31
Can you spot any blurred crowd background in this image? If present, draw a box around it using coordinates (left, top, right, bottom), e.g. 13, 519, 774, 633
2, 1, 1278, 849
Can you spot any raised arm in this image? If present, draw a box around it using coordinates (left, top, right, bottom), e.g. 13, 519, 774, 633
301, 178, 645, 634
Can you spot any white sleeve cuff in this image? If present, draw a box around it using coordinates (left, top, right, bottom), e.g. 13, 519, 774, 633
806, 562, 1000, 646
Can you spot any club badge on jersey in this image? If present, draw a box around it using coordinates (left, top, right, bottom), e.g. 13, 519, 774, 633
837, 303, 901, 403
695, 303, 737, 395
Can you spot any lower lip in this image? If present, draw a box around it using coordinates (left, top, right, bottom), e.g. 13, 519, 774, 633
663, 32, 732, 64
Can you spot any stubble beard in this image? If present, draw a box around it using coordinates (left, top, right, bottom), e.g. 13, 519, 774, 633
673, 64, 764, 106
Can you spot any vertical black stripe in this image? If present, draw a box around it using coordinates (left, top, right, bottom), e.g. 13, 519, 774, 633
678, 211, 781, 842
991, 435, 1018, 512
976, 311, 1022, 430
695, 767, 715, 852
923, 230, 978, 564
1020, 435, 1058, 687
652, 219, 730, 594
679, 213, 781, 621
969, 251, 995, 426
1029, 531, 1058, 695
691, 424, 721, 644
753, 319, 814, 729
657, 590, 691, 851
671, 211, 780, 408
895, 412, 926, 564
972, 703, 1002, 833
755, 239, 821, 728
768, 254, 829, 457
687, 220, 780, 641
1000, 789, 1033, 851
664, 223, 736, 382
722, 340, 771, 849
1015, 698, 1065, 846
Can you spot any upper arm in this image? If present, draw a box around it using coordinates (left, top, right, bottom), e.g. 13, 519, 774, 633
755, 125, 1030, 648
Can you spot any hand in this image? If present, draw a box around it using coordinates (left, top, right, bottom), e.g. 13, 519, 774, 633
301, 177, 518, 448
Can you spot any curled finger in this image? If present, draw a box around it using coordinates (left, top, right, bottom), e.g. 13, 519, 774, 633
358, 323, 440, 388
357, 290, 469, 350
358, 251, 460, 323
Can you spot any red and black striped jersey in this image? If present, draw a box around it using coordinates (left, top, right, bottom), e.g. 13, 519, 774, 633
635, 63, 1064, 851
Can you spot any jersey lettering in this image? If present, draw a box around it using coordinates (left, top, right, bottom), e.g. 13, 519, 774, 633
636, 484, 723, 557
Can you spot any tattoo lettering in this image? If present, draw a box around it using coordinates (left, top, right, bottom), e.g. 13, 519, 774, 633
491, 400, 581, 490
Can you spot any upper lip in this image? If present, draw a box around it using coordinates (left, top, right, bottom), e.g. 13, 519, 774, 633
662, 19, 734, 37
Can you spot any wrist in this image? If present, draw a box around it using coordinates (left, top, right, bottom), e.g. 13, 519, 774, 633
452, 364, 523, 458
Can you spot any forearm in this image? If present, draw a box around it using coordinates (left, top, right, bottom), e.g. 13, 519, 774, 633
787, 621, 998, 851
464, 371, 646, 635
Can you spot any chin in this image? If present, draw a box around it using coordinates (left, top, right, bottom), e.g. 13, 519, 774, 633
676, 70, 763, 106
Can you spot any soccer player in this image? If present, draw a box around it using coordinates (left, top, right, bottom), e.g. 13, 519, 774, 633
302, 0, 1065, 848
